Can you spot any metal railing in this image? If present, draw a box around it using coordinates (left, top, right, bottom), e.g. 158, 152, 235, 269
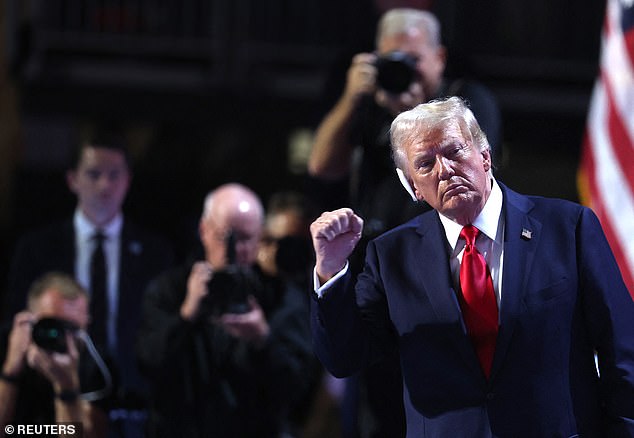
6, 0, 366, 98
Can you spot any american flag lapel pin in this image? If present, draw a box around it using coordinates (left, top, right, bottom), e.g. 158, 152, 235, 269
521, 228, 532, 240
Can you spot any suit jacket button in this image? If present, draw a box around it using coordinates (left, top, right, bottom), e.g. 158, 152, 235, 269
486, 392, 494, 401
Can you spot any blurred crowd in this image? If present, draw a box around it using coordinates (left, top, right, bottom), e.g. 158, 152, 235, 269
0, 6, 504, 438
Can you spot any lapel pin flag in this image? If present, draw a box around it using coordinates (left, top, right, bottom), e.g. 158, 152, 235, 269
521, 229, 532, 240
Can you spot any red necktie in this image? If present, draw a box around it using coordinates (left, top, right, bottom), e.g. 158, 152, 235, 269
459, 225, 498, 378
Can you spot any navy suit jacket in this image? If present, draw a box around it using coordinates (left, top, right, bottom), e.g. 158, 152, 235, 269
4, 217, 174, 404
312, 183, 634, 437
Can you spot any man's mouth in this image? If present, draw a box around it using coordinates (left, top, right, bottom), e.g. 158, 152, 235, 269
443, 184, 469, 199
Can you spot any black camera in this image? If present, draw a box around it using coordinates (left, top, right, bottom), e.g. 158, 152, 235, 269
200, 231, 257, 317
31, 317, 79, 353
375, 51, 419, 94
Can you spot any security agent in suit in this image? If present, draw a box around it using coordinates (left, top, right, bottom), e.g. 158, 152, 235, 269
4, 127, 174, 437
309, 97, 634, 437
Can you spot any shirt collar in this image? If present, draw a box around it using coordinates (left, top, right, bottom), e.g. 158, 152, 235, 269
438, 178, 503, 250
74, 209, 123, 242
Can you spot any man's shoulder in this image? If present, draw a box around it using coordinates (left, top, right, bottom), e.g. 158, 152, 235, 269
121, 220, 174, 256
143, 263, 190, 302
20, 217, 72, 237
373, 209, 437, 243
14, 218, 73, 249
503, 184, 584, 214
122, 219, 166, 241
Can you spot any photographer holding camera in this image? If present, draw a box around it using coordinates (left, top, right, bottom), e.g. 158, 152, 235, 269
308, 8, 501, 240
306, 8, 502, 438
137, 183, 313, 438
0, 272, 105, 438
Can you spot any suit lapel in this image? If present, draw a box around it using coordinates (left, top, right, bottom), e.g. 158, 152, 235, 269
414, 213, 462, 321
410, 187, 542, 381
414, 213, 483, 376
489, 184, 541, 379
117, 222, 139, 340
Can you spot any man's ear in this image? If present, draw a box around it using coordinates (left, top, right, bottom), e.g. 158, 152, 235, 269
396, 168, 418, 202
436, 45, 448, 69
481, 148, 492, 172
66, 170, 78, 194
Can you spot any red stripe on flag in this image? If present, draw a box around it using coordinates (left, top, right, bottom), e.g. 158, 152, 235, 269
578, 0, 634, 297
580, 133, 634, 296
625, 29, 634, 68
602, 71, 634, 192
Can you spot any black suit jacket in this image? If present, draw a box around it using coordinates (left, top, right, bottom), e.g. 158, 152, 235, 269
312, 183, 634, 437
4, 217, 174, 404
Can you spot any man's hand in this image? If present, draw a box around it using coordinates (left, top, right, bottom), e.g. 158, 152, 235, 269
2, 311, 35, 377
310, 208, 364, 282
214, 296, 270, 347
180, 261, 214, 321
342, 53, 379, 105
26, 331, 80, 394
375, 81, 425, 116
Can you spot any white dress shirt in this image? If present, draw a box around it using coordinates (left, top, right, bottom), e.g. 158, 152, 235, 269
439, 178, 505, 309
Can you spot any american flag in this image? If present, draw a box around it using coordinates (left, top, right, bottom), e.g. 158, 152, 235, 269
578, 0, 634, 297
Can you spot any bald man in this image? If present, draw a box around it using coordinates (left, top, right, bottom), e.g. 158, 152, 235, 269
137, 183, 314, 438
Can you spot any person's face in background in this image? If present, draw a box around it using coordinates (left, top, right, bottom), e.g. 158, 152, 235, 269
258, 209, 308, 276
67, 145, 131, 227
30, 288, 89, 331
200, 207, 262, 270
406, 120, 491, 225
377, 27, 446, 104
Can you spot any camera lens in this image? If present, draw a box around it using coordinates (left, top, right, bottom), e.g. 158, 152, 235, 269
375, 51, 418, 94
31, 317, 78, 353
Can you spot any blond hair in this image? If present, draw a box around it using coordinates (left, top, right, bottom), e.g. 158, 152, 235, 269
27, 272, 87, 311
390, 96, 491, 177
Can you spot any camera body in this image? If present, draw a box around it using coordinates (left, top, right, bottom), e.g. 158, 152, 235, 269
201, 266, 256, 316
375, 51, 419, 94
199, 231, 256, 317
31, 317, 79, 353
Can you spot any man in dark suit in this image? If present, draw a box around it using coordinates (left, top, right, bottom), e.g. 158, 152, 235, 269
4, 127, 174, 438
307, 11, 502, 435
309, 96, 634, 437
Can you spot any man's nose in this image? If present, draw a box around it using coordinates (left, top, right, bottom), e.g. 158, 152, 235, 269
436, 156, 454, 179
96, 175, 111, 189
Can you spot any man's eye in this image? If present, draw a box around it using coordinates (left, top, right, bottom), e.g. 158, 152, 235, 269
108, 170, 122, 180
417, 161, 433, 171
447, 146, 462, 157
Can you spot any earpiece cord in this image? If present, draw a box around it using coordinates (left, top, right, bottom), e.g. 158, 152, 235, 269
76, 330, 113, 401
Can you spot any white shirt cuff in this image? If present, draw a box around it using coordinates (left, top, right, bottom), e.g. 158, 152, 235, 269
313, 262, 349, 298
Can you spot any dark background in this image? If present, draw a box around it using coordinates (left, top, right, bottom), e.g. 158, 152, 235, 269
0, 0, 605, 297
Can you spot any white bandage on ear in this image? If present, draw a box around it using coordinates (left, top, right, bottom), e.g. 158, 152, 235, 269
396, 168, 417, 201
